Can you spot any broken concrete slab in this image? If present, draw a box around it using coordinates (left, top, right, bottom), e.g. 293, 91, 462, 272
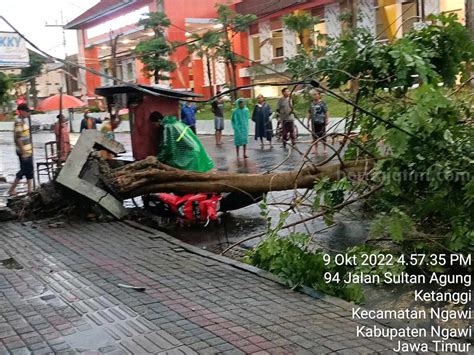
56, 131, 128, 219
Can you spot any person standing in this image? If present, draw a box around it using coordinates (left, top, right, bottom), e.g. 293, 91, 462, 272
8, 104, 34, 196
231, 98, 250, 159
181, 101, 197, 134
100, 115, 121, 159
80, 109, 102, 132
54, 114, 71, 162
276, 88, 296, 147
150, 113, 215, 172
212, 92, 225, 145
307, 90, 328, 155
252, 94, 273, 148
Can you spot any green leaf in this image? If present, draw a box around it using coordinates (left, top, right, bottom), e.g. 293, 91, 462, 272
372, 125, 386, 140
443, 129, 454, 143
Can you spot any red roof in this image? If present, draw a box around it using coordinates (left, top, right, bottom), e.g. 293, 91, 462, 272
65, 0, 137, 29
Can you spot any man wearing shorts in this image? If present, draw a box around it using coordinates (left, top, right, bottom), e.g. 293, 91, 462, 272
307, 91, 328, 155
8, 103, 34, 196
212, 92, 225, 145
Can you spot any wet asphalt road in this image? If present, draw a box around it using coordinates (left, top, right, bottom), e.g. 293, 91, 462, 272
1, 130, 323, 181
0, 130, 366, 252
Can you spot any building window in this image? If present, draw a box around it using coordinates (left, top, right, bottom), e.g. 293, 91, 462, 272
375, 0, 398, 41
249, 35, 261, 62
126, 62, 135, 82
401, 1, 418, 36
116, 58, 136, 83
117, 63, 124, 81
271, 30, 284, 58
100, 61, 113, 86
314, 20, 327, 47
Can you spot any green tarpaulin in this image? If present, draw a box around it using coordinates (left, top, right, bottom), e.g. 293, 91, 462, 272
157, 116, 215, 173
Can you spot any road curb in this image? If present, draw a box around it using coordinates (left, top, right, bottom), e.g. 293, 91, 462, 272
124, 219, 355, 311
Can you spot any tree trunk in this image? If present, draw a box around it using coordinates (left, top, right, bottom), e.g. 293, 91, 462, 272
206, 54, 214, 97
30, 78, 38, 108
8, 156, 374, 219
225, 60, 236, 101
230, 61, 238, 100
351, 0, 358, 30
102, 156, 373, 198
467, 0, 474, 37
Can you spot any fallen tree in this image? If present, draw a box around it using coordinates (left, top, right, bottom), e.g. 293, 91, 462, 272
5, 154, 374, 220
101, 156, 374, 198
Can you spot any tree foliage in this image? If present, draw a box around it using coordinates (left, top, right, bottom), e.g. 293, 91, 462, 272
19, 51, 45, 107
135, 12, 176, 83
291, 14, 474, 254
0, 72, 13, 105
244, 199, 364, 303
283, 12, 319, 51
245, 15, 473, 302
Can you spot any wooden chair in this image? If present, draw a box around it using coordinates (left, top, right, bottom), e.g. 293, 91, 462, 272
36, 141, 57, 183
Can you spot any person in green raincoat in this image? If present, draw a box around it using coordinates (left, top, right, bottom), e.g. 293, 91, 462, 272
150, 112, 215, 173
231, 98, 250, 158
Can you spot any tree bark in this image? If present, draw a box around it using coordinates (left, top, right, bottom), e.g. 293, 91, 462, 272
206, 54, 214, 97
30, 78, 38, 108
102, 156, 373, 198
467, 0, 474, 38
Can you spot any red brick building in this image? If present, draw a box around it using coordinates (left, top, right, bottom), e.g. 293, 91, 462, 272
66, 0, 466, 104
65, 0, 244, 103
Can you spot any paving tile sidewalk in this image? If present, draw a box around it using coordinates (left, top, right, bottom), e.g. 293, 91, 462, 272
0, 221, 410, 354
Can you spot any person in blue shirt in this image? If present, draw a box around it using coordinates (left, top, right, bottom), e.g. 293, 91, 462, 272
80, 109, 103, 132
181, 101, 197, 134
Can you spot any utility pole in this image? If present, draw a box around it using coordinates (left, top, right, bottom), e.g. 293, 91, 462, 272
46, 11, 75, 132
109, 31, 122, 85
46, 11, 71, 95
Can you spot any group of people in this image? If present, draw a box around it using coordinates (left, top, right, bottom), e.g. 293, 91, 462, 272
177, 88, 329, 159
206, 88, 329, 158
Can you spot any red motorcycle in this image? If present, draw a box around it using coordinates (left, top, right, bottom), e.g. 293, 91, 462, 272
143, 192, 263, 225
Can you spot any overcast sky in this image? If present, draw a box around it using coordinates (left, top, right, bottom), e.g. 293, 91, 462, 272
0, 0, 99, 58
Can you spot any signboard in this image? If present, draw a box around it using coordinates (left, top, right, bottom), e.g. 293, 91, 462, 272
0, 31, 29, 67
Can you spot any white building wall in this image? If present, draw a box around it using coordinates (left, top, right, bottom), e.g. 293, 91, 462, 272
357, 0, 376, 35
424, 0, 440, 15
35, 64, 66, 98
214, 60, 226, 86
283, 26, 297, 58
259, 21, 272, 64
325, 3, 342, 38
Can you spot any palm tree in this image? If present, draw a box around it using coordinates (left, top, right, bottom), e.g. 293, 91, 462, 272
283, 12, 319, 52
135, 12, 176, 84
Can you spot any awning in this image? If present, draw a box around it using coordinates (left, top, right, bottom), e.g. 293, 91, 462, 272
94, 84, 202, 99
